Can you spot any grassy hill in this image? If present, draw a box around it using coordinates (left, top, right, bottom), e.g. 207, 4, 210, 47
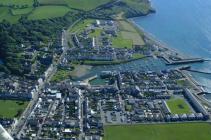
0, 0, 153, 23
0, 0, 113, 23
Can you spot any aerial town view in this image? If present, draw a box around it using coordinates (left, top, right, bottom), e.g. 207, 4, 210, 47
0, 0, 211, 140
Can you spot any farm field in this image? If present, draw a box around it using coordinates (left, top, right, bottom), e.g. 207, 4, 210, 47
38, 0, 67, 5
0, 7, 20, 23
65, 0, 113, 11
69, 19, 94, 33
167, 98, 192, 114
28, 6, 71, 20
11, 7, 33, 15
0, 100, 29, 118
0, 0, 34, 6
103, 123, 211, 140
0, 0, 114, 22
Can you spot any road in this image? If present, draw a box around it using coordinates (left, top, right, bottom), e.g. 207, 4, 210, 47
13, 30, 69, 139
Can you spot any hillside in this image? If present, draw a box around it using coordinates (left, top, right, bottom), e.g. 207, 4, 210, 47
0, 0, 114, 23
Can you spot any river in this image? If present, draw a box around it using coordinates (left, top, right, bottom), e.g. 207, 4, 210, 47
133, 0, 211, 100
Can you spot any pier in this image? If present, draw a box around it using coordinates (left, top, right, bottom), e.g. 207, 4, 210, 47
158, 56, 204, 65
166, 58, 204, 65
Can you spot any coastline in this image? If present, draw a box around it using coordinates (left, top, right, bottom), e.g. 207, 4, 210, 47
128, 18, 211, 103
129, 18, 187, 59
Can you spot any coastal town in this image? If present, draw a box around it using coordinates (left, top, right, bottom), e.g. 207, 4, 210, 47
0, 17, 211, 140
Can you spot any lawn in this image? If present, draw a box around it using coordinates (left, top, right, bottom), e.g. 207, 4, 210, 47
104, 123, 211, 140
65, 0, 113, 11
132, 53, 145, 59
51, 69, 71, 82
167, 98, 192, 114
0, 100, 28, 118
28, 6, 71, 20
89, 29, 102, 38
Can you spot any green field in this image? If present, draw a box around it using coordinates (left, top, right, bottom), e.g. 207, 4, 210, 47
0, 100, 29, 118
104, 123, 211, 140
167, 98, 192, 114
51, 69, 71, 82
118, 20, 145, 46
112, 36, 133, 49
111, 20, 145, 48
0, 7, 20, 23
38, 0, 67, 5
0, 0, 34, 7
69, 19, 94, 33
28, 6, 70, 20
65, 0, 112, 11
89, 29, 102, 38
11, 7, 33, 15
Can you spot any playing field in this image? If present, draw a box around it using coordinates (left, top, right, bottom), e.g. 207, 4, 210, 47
0, 100, 29, 118
103, 123, 211, 140
167, 98, 192, 114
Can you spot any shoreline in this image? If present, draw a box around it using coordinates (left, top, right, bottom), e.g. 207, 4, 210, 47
129, 18, 187, 59
128, 18, 211, 103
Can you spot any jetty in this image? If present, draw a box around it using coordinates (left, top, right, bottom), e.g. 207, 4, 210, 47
159, 56, 204, 65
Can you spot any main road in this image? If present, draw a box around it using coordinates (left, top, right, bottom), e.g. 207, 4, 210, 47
13, 29, 70, 139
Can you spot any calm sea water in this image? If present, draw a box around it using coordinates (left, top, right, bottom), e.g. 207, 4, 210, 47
133, 0, 211, 99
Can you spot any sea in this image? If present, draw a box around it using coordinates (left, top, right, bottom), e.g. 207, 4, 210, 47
133, 0, 211, 100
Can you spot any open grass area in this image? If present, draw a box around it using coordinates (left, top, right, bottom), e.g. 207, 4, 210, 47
11, 7, 33, 15
0, 7, 20, 23
0, 100, 28, 118
38, 0, 67, 5
0, 0, 34, 7
112, 36, 133, 49
121, 31, 145, 46
122, 0, 152, 15
167, 98, 192, 114
65, 0, 113, 11
51, 69, 71, 82
28, 6, 70, 20
118, 20, 145, 46
104, 123, 211, 140
69, 19, 94, 33
89, 29, 102, 38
